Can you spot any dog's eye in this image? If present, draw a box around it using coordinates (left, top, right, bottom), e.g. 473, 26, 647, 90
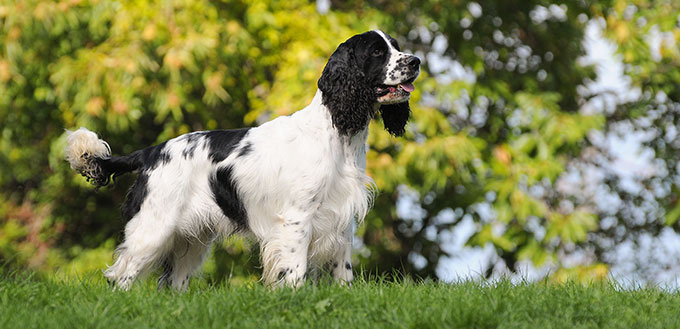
371, 49, 385, 57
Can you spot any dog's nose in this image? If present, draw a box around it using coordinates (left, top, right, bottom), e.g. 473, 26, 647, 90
407, 56, 421, 69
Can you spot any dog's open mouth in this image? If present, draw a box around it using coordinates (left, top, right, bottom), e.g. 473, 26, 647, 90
376, 79, 416, 104
376, 82, 415, 97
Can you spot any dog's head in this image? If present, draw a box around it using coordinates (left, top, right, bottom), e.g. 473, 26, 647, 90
318, 30, 420, 137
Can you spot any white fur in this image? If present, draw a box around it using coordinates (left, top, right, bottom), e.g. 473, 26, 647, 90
235, 91, 374, 284
64, 127, 111, 172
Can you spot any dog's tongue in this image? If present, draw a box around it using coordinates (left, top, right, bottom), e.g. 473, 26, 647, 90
399, 82, 415, 92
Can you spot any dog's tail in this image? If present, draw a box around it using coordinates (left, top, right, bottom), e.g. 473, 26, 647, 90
64, 127, 141, 187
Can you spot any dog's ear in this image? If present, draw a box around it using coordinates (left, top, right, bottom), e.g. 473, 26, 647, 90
318, 40, 357, 94
379, 101, 411, 136
318, 37, 375, 136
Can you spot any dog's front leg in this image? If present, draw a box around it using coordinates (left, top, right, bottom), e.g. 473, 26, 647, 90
260, 210, 312, 287
331, 225, 354, 285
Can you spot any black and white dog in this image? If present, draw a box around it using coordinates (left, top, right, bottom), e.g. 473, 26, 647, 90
64, 30, 420, 290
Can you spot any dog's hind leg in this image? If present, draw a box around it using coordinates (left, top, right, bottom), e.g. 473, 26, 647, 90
157, 234, 215, 291
104, 210, 177, 290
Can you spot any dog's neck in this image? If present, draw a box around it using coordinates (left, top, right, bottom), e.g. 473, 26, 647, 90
296, 90, 369, 162
315, 86, 377, 138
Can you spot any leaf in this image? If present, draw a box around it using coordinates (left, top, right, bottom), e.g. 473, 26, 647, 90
665, 204, 680, 226
314, 298, 332, 314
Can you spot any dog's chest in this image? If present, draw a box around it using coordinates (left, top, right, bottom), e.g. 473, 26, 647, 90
308, 133, 373, 254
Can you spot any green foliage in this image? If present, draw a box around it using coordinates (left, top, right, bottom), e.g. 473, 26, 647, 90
2, 275, 680, 328
1, 0, 678, 283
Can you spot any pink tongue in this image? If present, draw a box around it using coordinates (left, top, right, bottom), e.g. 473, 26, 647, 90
399, 82, 415, 92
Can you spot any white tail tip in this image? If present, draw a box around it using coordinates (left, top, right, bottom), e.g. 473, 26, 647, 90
64, 127, 111, 172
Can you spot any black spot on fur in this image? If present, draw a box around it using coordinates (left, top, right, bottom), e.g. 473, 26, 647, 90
157, 258, 173, 290
204, 129, 250, 163
238, 142, 252, 157
184, 275, 190, 287
345, 262, 352, 270
132, 141, 171, 170
182, 133, 201, 159
379, 102, 411, 136
121, 173, 149, 221
210, 165, 247, 229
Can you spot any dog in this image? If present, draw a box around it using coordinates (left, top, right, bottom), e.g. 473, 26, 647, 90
64, 30, 420, 290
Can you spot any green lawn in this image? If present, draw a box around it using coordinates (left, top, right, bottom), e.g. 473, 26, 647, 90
1, 272, 680, 329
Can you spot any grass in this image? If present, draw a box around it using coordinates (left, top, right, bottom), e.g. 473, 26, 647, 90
2, 272, 680, 329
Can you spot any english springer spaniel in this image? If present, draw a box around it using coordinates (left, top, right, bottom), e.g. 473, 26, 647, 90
64, 30, 420, 290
